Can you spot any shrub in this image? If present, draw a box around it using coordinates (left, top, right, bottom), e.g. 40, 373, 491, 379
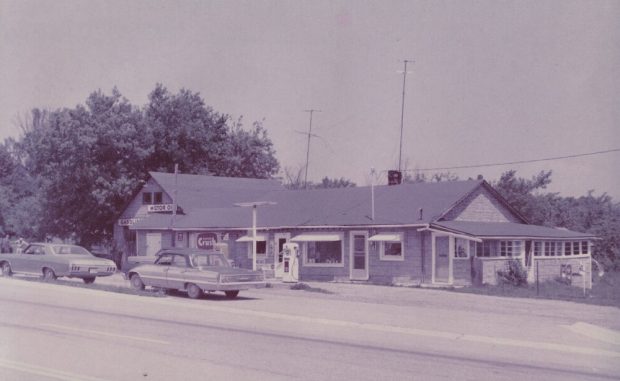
497, 260, 528, 287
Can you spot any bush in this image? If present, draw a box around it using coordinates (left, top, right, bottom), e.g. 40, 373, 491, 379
497, 260, 528, 287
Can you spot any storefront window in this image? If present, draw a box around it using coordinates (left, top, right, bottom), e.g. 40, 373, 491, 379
142, 192, 152, 204
305, 241, 342, 265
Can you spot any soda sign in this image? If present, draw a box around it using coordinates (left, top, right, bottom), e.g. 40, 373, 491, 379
197, 232, 217, 250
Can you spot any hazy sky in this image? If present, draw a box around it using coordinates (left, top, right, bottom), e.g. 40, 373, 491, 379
1, 0, 619, 198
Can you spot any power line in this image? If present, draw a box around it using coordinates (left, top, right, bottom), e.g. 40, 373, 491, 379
400, 148, 620, 172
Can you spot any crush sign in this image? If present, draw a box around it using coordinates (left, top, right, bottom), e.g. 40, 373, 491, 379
197, 232, 217, 250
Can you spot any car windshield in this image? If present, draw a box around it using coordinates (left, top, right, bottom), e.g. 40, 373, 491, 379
51, 245, 92, 256
191, 253, 230, 268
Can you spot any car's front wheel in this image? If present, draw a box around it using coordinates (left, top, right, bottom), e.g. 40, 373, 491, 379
42, 268, 57, 281
1, 262, 12, 277
186, 283, 203, 299
225, 290, 239, 299
130, 274, 145, 290
82, 277, 96, 284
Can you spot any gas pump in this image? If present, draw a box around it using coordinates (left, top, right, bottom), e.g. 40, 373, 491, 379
281, 242, 299, 283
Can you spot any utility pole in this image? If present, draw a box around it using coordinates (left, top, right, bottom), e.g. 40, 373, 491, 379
303, 109, 321, 188
398, 59, 413, 172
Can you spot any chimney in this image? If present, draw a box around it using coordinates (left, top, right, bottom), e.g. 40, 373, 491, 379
419, 208, 424, 220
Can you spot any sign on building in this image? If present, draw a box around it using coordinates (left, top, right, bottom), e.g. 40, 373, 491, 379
118, 218, 141, 226
147, 204, 174, 213
197, 232, 218, 250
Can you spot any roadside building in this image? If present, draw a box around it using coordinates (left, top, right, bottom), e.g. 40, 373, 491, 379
115, 171, 596, 288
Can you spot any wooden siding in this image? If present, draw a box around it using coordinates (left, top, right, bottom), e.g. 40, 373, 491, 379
442, 187, 520, 223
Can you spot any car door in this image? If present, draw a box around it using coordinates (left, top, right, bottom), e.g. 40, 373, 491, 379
165, 255, 191, 290
15, 245, 45, 275
140, 254, 173, 288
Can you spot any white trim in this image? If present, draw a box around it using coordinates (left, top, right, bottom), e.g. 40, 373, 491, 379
369, 233, 401, 241
377, 232, 405, 261
236, 234, 267, 242
418, 227, 482, 243
292, 233, 342, 242
156, 223, 430, 232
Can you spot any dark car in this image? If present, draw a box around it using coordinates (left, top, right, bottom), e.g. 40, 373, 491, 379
127, 248, 265, 299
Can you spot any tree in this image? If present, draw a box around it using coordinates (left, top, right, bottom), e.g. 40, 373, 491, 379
282, 166, 356, 190
493, 170, 620, 270
9, 86, 280, 247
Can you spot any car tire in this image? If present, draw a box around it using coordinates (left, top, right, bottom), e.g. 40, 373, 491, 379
82, 277, 96, 284
130, 274, 145, 290
225, 290, 239, 299
42, 268, 57, 281
187, 283, 203, 299
1, 262, 11, 277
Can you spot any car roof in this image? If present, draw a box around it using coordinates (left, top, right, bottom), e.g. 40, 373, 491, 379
155, 248, 222, 256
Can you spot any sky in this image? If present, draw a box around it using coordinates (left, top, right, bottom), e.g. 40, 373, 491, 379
1, 0, 619, 198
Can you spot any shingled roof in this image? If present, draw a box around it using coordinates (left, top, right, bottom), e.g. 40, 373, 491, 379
132, 179, 485, 229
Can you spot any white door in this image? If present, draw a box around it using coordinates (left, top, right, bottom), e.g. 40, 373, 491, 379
274, 233, 290, 278
350, 231, 369, 280
434, 236, 450, 283
146, 232, 162, 256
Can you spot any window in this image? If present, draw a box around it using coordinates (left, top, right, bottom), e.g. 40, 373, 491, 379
500, 240, 522, 257
171, 255, 188, 267
305, 241, 342, 265
581, 241, 589, 254
454, 238, 469, 259
142, 192, 152, 204
565, 242, 572, 256
373, 233, 404, 261
544, 241, 562, 256
246, 240, 267, 258
533, 241, 542, 257
476, 241, 492, 257
154, 192, 163, 204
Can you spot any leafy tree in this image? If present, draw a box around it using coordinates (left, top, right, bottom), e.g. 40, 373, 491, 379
9, 85, 280, 247
493, 170, 620, 270
282, 166, 356, 190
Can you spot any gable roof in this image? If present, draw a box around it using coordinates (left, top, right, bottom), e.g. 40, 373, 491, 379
149, 171, 284, 211
132, 179, 486, 230
432, 221, 597, 240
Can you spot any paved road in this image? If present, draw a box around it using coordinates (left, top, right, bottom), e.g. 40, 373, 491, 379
0, 277, 618, 380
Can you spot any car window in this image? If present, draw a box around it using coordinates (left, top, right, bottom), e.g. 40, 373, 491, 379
156, 254, 173, 266
24, 246, 44, 255
171, 255, 188, 268
192, 254, 229, 267
51, 245, 91, 255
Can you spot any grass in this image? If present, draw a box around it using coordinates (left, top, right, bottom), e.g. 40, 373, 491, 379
289, 282, 334, 294
452, 271, 620, 308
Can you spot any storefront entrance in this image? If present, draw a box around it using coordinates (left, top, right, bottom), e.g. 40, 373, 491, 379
349, 231, 369, 280
274, 233, 290, 278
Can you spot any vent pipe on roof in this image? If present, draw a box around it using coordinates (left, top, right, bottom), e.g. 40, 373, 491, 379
419, 208, 423, 221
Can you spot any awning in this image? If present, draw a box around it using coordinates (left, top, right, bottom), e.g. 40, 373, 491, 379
236, 234, 267, 242
291, 233, 341, 242
369, 233, 402, 241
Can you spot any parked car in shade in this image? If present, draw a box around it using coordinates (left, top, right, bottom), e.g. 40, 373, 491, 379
0, 243, 117, 283
127, 249, 266, 299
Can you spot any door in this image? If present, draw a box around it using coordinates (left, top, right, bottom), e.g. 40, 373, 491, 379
165, 254, 191, 290
434, 236, 450, 283
350, 231, 369, 280
146, 232, 162, 256
274, 233, 290, 278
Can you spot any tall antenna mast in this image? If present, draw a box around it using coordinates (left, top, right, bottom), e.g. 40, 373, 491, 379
303, 109, 321, 188
398, 59, 414, 172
